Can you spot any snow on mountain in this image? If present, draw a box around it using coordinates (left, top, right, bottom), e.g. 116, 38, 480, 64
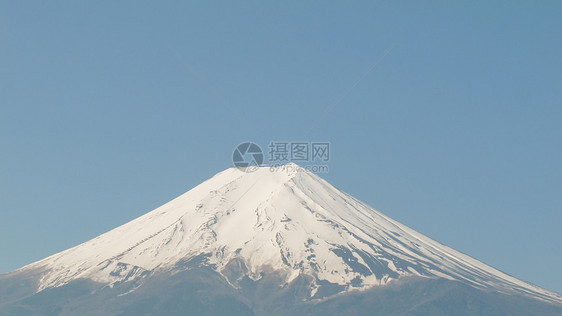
18, 163, 562, 303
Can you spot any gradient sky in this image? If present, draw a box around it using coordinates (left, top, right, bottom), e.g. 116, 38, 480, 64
1, 1, 561, 293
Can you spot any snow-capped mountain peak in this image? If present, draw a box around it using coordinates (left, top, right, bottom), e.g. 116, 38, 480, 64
19, 164, 562, 304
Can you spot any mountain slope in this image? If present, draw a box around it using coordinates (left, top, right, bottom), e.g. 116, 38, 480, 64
1, 163, 561, 315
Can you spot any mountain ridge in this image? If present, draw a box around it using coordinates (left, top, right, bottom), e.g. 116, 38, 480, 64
2, 163, 561, 315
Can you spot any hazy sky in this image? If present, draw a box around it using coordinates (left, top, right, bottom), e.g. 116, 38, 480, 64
1, 2, 561, 293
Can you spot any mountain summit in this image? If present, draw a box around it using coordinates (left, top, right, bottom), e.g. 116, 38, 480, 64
1, 164, 561, 315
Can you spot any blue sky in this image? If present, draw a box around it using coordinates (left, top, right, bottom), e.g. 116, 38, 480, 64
1, 1, 561, 293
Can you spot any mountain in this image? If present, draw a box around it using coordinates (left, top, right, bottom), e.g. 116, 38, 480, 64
1, 163, 561, 315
